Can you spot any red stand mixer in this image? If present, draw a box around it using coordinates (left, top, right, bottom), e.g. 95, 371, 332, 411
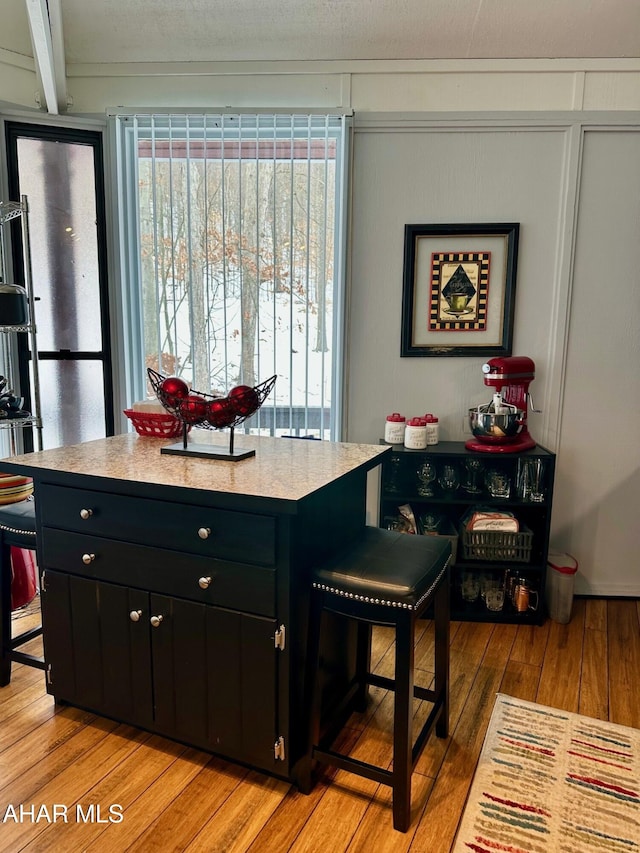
466, 356, 538, 453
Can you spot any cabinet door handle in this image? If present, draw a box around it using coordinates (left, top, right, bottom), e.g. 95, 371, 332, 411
198, 576, 212, 589
82, 553, 96, 564
198, 527, 211, 540
150, 615, 164, 628
80, 508, 93, 520
129, 610, 142, 622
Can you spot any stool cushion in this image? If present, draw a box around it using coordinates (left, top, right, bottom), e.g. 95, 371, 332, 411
312, 527, 451, 610
0, 498, 36, 534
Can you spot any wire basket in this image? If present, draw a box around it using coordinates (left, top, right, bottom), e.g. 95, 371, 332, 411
147, 368, 277, 430
461, 525, 533, 563
123, 409, 190, 438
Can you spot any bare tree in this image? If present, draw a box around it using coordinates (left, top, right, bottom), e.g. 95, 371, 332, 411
138, 146, 332, 401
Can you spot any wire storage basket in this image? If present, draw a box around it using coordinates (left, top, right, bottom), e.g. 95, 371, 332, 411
123, 409, 190, 438
461, 525, 533, 562
146, 368, 277, 430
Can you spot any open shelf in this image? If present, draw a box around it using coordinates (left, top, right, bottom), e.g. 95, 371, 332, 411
380, 441, 555, 625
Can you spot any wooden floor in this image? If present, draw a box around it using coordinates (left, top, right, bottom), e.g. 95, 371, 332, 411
1, 596, 639, 853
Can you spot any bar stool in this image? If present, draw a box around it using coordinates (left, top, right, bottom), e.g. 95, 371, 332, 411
301, 527, 451, 832
0, 499, 45, 686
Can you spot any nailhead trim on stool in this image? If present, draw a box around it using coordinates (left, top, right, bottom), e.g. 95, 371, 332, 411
300, 527, 451, 833
312, 564, 447, 610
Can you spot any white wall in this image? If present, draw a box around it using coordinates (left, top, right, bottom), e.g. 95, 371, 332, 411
347, 114, 640, 595
346, 119, 569, 444
346, 114, 640, 595
550, 130, 640, 595
3, 55, 640, 115
1, 59, 638, 595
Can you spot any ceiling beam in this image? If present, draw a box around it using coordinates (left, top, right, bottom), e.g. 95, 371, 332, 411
25, 0, 68, 114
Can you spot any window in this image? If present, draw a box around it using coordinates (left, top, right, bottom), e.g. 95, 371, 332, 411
115, 113, 349, 439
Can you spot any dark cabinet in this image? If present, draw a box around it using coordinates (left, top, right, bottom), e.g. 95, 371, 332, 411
39, 486, 283, 775
379, 441, 555, 625
44, 571, 279, 771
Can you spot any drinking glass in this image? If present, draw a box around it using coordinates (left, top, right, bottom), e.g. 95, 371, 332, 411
416, 461, 437, 496
460, 572, 480, 602
485, 468, 511, 498
420, 512, 441, 533
516, 457, 531, 499
528, 458, 546, 503
439, 463, 460, 493
485, 587, 505, 612
463, 458, 484, 493
480, 574, 500, 601
517, 457, 545, 502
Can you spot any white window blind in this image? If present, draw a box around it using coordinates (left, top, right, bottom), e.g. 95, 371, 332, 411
115, 113, 349, 439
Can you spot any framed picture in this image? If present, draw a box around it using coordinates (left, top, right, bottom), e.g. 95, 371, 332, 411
401, 223, 519, 357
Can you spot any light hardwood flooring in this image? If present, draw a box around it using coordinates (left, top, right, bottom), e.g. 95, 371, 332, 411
1, 597, 639, 853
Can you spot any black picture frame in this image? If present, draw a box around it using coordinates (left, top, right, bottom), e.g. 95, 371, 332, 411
401, 223, 519, 357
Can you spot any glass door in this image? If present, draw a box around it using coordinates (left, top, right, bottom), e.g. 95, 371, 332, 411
5, 122, 113, 450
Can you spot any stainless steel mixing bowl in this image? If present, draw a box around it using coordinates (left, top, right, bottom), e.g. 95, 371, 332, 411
468, 406, 524, 442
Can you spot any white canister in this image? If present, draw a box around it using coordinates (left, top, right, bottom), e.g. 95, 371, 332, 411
404, 417, 427, 449
384, 412, 406, 444
424, 414, 439, 445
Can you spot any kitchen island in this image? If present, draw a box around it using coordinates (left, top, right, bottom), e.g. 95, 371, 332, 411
1, 432, 389, 784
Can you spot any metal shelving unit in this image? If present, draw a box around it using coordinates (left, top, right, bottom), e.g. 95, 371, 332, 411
0, 196, 43, 453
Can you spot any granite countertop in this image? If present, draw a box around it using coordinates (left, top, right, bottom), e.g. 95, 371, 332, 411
0, 433, 389, 503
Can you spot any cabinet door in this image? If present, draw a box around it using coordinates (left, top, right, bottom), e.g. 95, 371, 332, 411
43, 573, 281, 772
42, 571, 153, 727
150, 594, 280, 773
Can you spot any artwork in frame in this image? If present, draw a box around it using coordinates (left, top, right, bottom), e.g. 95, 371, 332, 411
401, 223, 520, 357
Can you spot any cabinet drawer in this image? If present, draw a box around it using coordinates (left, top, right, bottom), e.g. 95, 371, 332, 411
38, 483, 276, 566
41, 527, 276, 617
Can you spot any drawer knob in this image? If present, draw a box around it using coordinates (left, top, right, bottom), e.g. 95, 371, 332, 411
129, 610, 142, 622
150, 615, 164, 628
198, 527, 211, 540
82, 553, 96, 565
198, 576, 212, 589
80, 508, 93, 520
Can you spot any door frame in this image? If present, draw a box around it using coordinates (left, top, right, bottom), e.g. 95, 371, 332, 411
4, 121, 114, 448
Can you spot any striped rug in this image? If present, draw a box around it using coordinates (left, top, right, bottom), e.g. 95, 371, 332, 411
453, 693, 640, 853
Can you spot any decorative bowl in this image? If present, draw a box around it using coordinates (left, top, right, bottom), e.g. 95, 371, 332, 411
468, 406, 524, 443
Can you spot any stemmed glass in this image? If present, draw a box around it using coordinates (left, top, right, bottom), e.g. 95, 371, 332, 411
385, 455, 403, 494
463, 458, 484, 494
416, 461, 437, 496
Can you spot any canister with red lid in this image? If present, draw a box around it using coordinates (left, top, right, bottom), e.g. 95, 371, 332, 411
404, 417, 427, 449
424, 414, 439, 445
384, 412, 406, 444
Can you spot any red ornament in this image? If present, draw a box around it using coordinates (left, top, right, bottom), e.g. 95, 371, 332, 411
160, 376, 189, 405
206, 397, 236, 428
228, 384, 259, 416
179, 393, 208, 424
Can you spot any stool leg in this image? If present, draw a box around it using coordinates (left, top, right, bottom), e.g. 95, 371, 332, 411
354, 621, 372, 712
0, 538, 12, 686
434, 575, 450, 738
392, 611, 414, 832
